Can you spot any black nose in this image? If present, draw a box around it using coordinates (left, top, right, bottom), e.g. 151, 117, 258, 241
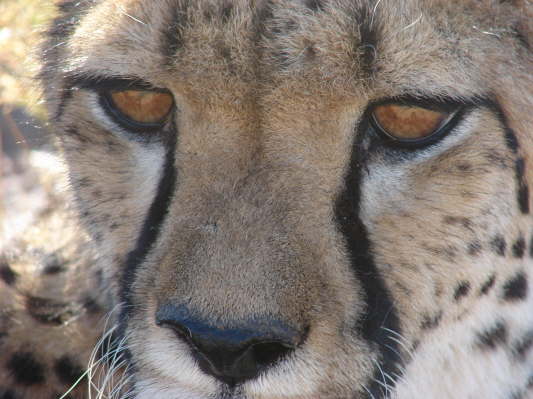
156, 304, 304, 385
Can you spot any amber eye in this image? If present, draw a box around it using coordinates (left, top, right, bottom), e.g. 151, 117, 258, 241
371, 103, 456, 144
102, 90, 174, 131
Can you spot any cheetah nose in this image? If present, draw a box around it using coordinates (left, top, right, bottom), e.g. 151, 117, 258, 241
155, 304, 304, 385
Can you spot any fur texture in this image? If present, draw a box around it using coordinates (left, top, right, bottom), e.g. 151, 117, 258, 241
1, 0, 532, 398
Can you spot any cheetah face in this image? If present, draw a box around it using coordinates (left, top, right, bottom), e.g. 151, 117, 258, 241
40, 0, 532, 398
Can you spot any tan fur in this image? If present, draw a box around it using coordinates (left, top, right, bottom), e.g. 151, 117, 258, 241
1, 0, 532, 398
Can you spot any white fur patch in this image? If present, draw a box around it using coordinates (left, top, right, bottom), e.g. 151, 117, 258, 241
393, 293, 533, 399
360, 114, 477, 226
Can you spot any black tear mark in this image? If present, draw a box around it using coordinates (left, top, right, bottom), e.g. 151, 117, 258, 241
513, 330, 533, 361
476, 321, 508, 350
54, 355, 85, 386
512, 236, 526, 258
420, 311, 443, 330
515, 158, 530, 214
0, 261, 17, 286
453, 281, 471, 301
334, 110, 401, 399
502, 272, 528, 302
490, 235, 506, 256
120, 124, 177, 322
530, 234, 533, 258
479, 274, 496, 296
7, 352, 45, 385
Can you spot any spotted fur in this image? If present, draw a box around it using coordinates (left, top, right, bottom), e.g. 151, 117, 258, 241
1, 0, 532, 398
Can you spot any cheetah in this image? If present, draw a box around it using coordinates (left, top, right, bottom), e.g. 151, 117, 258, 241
1, 0, 532, 398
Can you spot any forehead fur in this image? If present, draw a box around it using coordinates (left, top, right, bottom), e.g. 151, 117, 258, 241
43, 0, 530, 95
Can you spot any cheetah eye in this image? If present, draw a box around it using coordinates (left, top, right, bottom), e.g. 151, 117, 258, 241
100, 89, 174, 132
371, 102, 459, 147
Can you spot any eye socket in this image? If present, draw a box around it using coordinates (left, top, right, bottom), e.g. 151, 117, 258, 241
100, 89, 174, 132
371, 103, 459, 146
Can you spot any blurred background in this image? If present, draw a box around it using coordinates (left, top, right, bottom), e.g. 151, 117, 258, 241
1, 0, 57, 244
0, 0, 55, 160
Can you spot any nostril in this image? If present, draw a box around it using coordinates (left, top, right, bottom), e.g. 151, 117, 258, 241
155, 304, 306, 384
250, 341, 294, 369
156, 318, 193, 342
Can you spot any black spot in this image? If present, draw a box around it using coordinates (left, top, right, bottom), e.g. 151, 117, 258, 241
7, 352, 45, 385
485, 150, 508, 169
515, 158, 530, 214
42, 254, 67, 275
479, 274, 496, 295
64, 125, 89, 144
0, 262, 17, 286
420, 311, 443, 330
509, 391, 525, 399
422, 243, 458, 261
502, 272, 528, 302
504, 127, 520, 153
219, 44, 233, 64
467, 240, 482, 256
161, 4, 188, 64
54, 86, 76, 123
25, 296, 80, 325
527, 374, 533, 389
443, 216, 472, 230
490, 235, 506, 256
356, 6, 380, 76
220, 2, 234, 23
513, 22, 530, 49
512, 236, 526, 258
453, 281, 471, 301
476, 322, 508, 350
54, 355, 85, 386
513, 330, 533, 361
456, 162, 472, 172
77, 177, 90, 187
83, 296, 102, 314
305, 0, 325, 11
